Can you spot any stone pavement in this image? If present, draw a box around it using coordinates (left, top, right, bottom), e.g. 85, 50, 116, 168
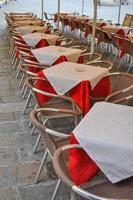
0, 27, 69, 200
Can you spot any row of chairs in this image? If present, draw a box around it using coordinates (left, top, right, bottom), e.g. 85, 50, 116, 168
5, 12, 133, 200
52, 13, 133, 73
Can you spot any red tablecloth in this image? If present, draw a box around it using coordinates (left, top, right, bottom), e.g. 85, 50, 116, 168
116, 29, 126, 58
35, 39, 49, 48
69, 135, 100, 185
68, 75, 110, 185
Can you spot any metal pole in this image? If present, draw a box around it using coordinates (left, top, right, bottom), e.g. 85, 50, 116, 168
81, 0, 85, 16
41, 0, 44, 20
57, 0, 60, 29
118, 0, 122, 24
91, 0, 97, 53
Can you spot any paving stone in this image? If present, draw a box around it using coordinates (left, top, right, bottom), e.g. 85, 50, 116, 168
0, 79, 9, 85
0, 132, 20, 147
0, 112, 15, 122
18, 182, 70, 200
0, 89, 16, 96
19, 144, 44, 162
18, 182, 54, 200
0, 102, 25, 113
12, 162, 46, 185
14, 111, 29, 120
0, 165, 14, 187
0, 147, 19, 165
0, 187, 19, 200
0, 68, 12, 73
0, 84, 10, 91
1, 95, 24, 103
0, 121, 29, 135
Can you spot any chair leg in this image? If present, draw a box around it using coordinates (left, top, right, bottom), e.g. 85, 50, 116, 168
22, 86, 28, 99
127, 62, 132, 73
12, 58, 19, 71
19, 73, 25, 88
30, 125, 36, 136
34, 148, 49, 184
32, 133, 41, 154
116, 56, 124, 70
11, 50, 16, 66
16, 68, 21, 79
22, 91, 32, 115
29, 104, 38, 128
20, 81, 26, 96
51, 179, 62, 200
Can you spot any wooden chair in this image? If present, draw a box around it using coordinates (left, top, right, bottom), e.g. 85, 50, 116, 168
18, 63, 47, 98
91, 72, 133, 105
71, 44, 88, 53
79, 52, 102, 64
87, 60, 113, 71
95, 27, 112, 53
123, 38, 133, 72
109, 33, 126, 68
53, 144, 133, 200
105, 84, 133, 106
30, 107, 81, 187
56, 37, 74, 47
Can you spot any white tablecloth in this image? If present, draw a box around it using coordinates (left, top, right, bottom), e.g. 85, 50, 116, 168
12, 16, 35, 21
44, 62, 108, 95
102, 25, 131, 35
31, 46, 83, 66
22, 33, 59, 47
74, 102, 133, 183
15, 20, 42, 27
16, 26, 47, 35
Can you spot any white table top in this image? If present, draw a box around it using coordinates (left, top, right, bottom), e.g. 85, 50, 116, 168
15, 20, 42, 27
44, 62, 108, 95
74, 102, 133, 183
102, 25, 131, 34
22, 32, 59, 47
12, 16, 35, 21
16, 26, 47, 35
31, 46, 83, 66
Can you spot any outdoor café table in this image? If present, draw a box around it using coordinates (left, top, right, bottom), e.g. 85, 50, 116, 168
75, 16, 90, 22
65, 14, 78, 19
73, 102, 133, 184
87, 20, 107, 28
12, 16, 36, 21
22, 32, 59, 48
102, 25, 131, 35
127, 33, 133, 43
83, 20, 107, 37
15, 25, 48, 35
30, 46, 83, 66
11, 14, 35, 20
14, 20, 42, 27
10, 12, 33, 16
36, 62, 109, 115
54, 12, 72, 22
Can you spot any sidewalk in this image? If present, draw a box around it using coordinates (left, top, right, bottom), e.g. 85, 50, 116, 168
0, 24, 69, 200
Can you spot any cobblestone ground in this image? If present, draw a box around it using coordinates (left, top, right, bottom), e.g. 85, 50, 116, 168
0, 27, 70, 200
